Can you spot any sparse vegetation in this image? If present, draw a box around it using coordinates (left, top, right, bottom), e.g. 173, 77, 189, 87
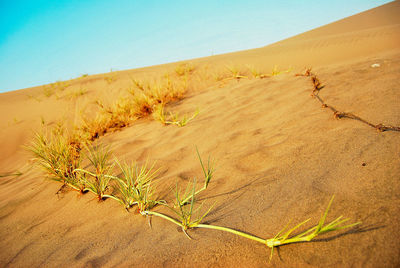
225, 65, 248, 80
74, 144, 116, 201
43, 86, 55, 97
110, 159, 164, 212
74, 87, 88, 97
246, 65, 269, 79
265, 196, 360, 259
270, 65, 292, 76
145, 178, 215, 239
27, 94, 42, 102
104, 75, 117, 84
153, 105, 199, 127
175, 62, 195, 77
80, 113, 111, 141
42, 81, 71, 97
145, 192, 360, 260
25, 62, 366, 262
26, 126, 84, 192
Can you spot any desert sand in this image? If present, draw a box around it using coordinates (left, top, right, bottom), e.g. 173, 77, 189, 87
1, 1, 400, 267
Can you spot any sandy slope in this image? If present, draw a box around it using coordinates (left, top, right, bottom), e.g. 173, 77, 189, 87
1, 1, 400, 267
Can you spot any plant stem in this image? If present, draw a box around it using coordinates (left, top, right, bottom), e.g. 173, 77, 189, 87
144, 211, 182, 226
180, 185, 206, 205
196, 224, 266, 244
145, 210, 266, 244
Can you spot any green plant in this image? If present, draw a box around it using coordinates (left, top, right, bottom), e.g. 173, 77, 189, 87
110, 159, 163, 212
74, 145, 117, 201
145, 179, 215, 239
163, 109, 200, 127
152, 104, 168, 125
246, 65, 268, 79
179, 148, 213, 205
145, 193, 360, 259
26, 128, 84, 192
226, 65, 248, 80
265, 196, 361, 259
270, 65, 292, 76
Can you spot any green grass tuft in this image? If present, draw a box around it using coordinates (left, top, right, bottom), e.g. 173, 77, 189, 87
74, 144, 116, 201
111, 158, 163, 212
265, 196, 361, 260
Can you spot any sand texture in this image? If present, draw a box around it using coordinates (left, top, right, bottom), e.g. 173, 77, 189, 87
1, 1, 400, 267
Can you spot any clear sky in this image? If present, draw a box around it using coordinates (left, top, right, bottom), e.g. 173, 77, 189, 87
0, 0, 393, 93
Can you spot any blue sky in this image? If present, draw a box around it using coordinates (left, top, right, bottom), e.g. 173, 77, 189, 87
0, 0, 392, 93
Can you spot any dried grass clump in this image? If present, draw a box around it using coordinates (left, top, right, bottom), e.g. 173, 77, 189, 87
28, 130, 361, 261
130, 74, 187, 106
80, 114, 111, 141
246, 65, 269, 79
153, 105, 199, 127
80, 97, 139, 141
43, 81, 71, 97
175, 62, 195, 77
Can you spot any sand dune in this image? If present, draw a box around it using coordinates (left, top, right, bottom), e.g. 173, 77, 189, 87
1, 1, 400, 267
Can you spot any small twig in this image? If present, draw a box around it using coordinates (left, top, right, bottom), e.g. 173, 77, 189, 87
297, 68, 400, 132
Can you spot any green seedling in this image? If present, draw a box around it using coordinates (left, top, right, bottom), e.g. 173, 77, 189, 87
225, 65, 248, 80
152, 104, 167, 125
265, 195, 361, 260
110, 158, 163, 212
246, 65, 269, 79
143, 178, 264, 242
166, 109, 199, 127
144, 179, 215, 239
179, 147, 213, 205
153, 105, 199, 127
270, 65, 292, 76
75, 145, 116, 201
